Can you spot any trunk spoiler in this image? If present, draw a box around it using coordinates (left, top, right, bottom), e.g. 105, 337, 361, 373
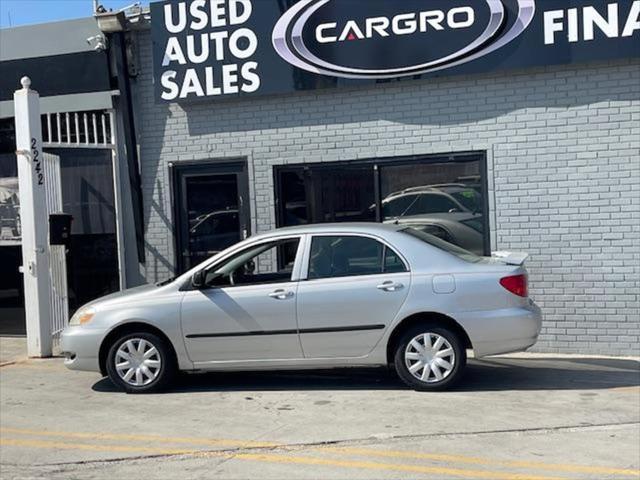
491, 251, 530, 266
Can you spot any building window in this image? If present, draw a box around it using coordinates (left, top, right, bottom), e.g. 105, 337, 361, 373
275, 153, 489, 256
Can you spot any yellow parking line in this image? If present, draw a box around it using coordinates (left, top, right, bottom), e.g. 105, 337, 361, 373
327, 446, 640, 478
0, 437, 565, 480
0, 427, 277, 449
2, 426, 636, 479
228, 452, 567, 480
0, 361, 59, 370
1, 437, 195, 455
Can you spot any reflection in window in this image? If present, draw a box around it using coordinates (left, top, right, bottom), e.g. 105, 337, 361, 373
279, 166, 375, 226
379, 160, 486, 256
308, 236, 406, 280
186, 174, 241, 267
277, 155, 488, 256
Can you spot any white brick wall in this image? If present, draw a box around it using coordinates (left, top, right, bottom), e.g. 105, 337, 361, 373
132, 30, 640, 356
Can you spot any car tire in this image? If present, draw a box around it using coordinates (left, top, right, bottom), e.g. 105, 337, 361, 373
106, 332, 176, 394
393, 325, 466, 391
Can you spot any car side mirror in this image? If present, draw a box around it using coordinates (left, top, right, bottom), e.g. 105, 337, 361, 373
192, 270, 205, 289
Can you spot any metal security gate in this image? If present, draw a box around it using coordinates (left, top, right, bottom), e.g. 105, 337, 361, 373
41, 110, 117, 341
42, 111, 115, 148
42, 152, 68, 341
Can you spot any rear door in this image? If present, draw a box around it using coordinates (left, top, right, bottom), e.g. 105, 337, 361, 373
296, 234, 411, 358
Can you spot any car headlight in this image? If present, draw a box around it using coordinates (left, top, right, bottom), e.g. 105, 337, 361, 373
69, 306, 96, 326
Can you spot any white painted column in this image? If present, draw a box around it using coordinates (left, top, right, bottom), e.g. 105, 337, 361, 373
14, 77, 52, 357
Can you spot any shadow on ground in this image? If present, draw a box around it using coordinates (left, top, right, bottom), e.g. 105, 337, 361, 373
92, 357, 640, 394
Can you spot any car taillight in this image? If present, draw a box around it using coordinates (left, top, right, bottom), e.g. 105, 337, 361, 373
500, 274, 528, 297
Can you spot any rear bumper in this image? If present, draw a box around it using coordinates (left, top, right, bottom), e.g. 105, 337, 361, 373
456, 300, 543, 358
59, 327, 104, 373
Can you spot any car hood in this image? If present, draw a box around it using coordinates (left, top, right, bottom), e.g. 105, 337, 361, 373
85, 284, 159, 310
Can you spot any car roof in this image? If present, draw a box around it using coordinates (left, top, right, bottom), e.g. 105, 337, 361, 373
255, 222, 405, 239
392, 212, 481, 222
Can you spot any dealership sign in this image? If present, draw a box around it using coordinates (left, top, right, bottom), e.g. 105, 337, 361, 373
151, 0, 640, 102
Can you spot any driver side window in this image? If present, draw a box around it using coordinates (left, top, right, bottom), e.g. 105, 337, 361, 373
204, 238, 300, 288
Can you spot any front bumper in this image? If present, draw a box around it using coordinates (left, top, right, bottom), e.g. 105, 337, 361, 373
59, 327, 105, 373
456, 300, 543, 358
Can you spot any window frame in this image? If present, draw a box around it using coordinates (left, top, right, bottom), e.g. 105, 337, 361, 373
273, 151, 490, 256
300, 233, 409, 281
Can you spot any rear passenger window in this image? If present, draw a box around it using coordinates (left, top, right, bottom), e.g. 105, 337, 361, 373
308, 236, 406, 279
384, 248, 406, 273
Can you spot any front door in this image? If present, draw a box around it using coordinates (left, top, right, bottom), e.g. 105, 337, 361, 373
297, 234, 411, 358
181, 237, 303, 364
173, 161, 250, 273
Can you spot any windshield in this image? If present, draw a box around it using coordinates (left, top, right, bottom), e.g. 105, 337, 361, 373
401, 227, 483, 263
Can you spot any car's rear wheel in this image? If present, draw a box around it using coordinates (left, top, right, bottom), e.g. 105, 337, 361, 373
394, 325, 466, 391
106, 332, 175, 393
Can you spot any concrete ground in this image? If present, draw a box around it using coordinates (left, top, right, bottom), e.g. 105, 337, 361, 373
0, 343, 639, 479
0, 336, 27, 366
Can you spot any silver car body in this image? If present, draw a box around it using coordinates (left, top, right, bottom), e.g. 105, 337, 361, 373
61, 223, 542, 374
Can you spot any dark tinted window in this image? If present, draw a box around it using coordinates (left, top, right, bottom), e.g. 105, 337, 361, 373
185, 174, 241, 267
276, 154, 489, 256
384, 247, 407, 273
278, 166, 375, 226
308, 236, 385, 279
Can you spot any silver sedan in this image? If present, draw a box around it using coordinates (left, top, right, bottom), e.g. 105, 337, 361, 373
61, 223, 542, 392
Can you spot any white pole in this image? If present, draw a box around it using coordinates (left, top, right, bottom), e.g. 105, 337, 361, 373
14, 77, 52, 358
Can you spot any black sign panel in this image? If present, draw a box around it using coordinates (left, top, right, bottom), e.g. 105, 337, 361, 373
151, 0, 640, 102
0, 51, 112, 102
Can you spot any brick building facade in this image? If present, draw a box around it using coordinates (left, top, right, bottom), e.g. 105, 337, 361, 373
128, 26, 639, 356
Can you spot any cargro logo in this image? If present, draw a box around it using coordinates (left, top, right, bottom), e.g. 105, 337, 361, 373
272, 0, 536, 79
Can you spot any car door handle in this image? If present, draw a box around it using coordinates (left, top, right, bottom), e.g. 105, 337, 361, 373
377, 281, 404, 292
268, 289, 294, 300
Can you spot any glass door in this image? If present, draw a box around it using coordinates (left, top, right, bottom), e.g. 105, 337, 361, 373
173, 161, 250, 273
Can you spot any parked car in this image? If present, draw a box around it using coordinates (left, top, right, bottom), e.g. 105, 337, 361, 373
389, 213, 485, 255
61, 223, 541, 393
188, 209, 241, 263
380, 184, 482, 219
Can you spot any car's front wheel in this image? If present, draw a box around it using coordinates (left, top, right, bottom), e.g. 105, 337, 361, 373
106, 332, 176, 393
394, 325, 466, 391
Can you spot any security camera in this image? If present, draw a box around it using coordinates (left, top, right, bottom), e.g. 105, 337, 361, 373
87, 35, 107, 51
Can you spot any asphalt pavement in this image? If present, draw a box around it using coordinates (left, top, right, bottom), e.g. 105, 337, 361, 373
0, 341, 638, 479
